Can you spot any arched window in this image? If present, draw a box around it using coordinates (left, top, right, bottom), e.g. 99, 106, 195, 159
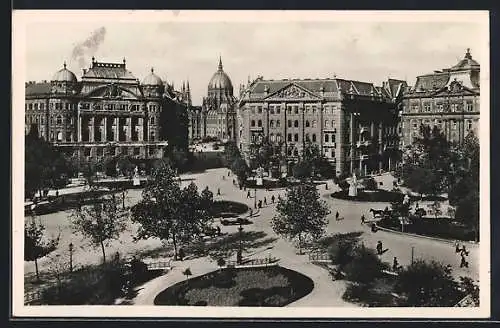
293, 149, 299, 156
325, 134, 329, 142
305, 133, 310, 141
270, 120, 274, 128
276, 120, 281, 127
312, 120, 317, 128
294, 120, 299, 128
305, 120, 310, 127
332, 120, 335, 127
270, 133, 275, 142
277, 133, 282, 142
324, 120, 329, 128
150, 116, 155, 125
56, 115, 63, 125
57, 131, 63, 141
294, 133, 299, 142
251, 120, 255, 127
312, 134, 317, 142
258, 120, 262, 127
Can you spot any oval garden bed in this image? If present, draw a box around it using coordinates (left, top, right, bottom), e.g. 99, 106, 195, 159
331, 190, 446, 203
212, 200, 249, 216
154, 266, 314, 306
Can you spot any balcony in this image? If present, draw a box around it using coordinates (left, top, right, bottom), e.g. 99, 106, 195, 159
356, 140, 372, 148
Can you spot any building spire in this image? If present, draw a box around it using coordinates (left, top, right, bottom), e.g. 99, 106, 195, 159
63, 61, 67, 69
218, 55, 223, 71
465, 48, 472, 59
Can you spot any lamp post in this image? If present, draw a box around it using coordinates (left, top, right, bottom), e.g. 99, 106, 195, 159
238, 223, 244, 264
69, 242, 74, 273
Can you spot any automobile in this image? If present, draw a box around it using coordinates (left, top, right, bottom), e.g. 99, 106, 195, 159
220, 217, 252, 226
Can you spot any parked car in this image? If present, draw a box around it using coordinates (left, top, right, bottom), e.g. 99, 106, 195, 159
220, 217, 252, 226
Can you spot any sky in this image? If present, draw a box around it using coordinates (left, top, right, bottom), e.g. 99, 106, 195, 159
22, 12, 485, 106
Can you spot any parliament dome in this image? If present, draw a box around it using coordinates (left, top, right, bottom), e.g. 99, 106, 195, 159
142, 68, 163, 86
208, 57, 233, 91
51, 62, 77, 83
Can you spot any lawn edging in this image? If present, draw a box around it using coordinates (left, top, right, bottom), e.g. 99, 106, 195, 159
373, 223, 479, 246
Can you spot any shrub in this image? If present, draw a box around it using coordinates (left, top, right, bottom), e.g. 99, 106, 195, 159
327, 239, 357, 267
362, 177, 378, 191
343, 246, 387, 285
338, 179, 350, 190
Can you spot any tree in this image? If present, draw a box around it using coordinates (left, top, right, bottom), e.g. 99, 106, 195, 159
131, 163, 214, 260
404, 165, 440, 198
343, 245, 387, 285
272, 183, 330, 254
292, 160, 312, 181
455, 191, 480, 242
395, 259, 460, 306
217, 258, 226, 272
71, 196, 127, 263
231, 157, 249, 186
362, 177, 378, 191
429, 201, 442, 219
24, 215, 60, 281
25, 131, 71, 198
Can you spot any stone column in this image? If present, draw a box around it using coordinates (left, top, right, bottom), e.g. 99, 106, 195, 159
89, 116, 94, 142
78, 114, 82, 142
103, 116, 107, 142
378, 122, 383, 171
115, 117, 119, 142
127, 117, 132, 142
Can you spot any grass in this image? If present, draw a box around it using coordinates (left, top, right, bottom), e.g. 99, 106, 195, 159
378, 216, 477, 241
154, 266, 314, 306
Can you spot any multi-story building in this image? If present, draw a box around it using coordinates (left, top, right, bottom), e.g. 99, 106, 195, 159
400, 49, 480, 146
187, 57, 237, 142
25, 57, 190, 161
238, 76, 406, 177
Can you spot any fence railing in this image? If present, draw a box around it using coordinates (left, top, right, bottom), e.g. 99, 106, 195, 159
309, 252, 331, 262
226, 257, 279, 267
145, 260, 172, 271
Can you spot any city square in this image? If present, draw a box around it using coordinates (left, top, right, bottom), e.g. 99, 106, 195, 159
15, 11, 487, 314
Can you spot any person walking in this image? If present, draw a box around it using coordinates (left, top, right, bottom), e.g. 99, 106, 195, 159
217, 188, 221, 196
264, 197, 267, 205
335, 211, 340, 221
392, 257, 400, 272
271, 195, 275, 204
217, 225, 221, 236
361, 214, 365, 225
247, 190, 251, 199
460, 253, 469, 268
376, 241, 383, 255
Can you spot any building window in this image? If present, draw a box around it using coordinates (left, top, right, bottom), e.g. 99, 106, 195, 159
276, 106, 281, 114
251, 120, 255, 127
294, 120, 299, 128
305, 105, 310, 113
287, 133, 292, 142
56, 115, 62, 125
437, 103, 444, 112
150, 117, 155, 125
312, 120, 317, 128
257, 106, 263, 114
287, 106, 292, 114
423, 103, 431, 112
28, 103, 33, 110
269, 106, 274, 114
325, 134, 329, 142
65, 103, 70, 110
305, 133, 310, 141
411, 104, 419, 112
312, 105, 317, 113
331, 149, 335, 157
258, 120, 262, 127
452, 121, 457, 130
150, 131, 156, 140
293, 149, 299, 157
34, 103, 38, 110
270, 120, 274, 128
149, 147, 156, 156
294, 133, 299, 142
288, 120, 292, 128
294, 106, 299, 114
276, 120, 281, 127
312, 134, 316, 142
277, 134, 282, 142
466, 102, 473, 111
451, 104, 459, 112
305, 120, 310, 127
134, 147, 140, 155
324, 120, 329, 128
412, 122, 417, 129
467, 120, 473, 130
332, 134, 336, 143
84, 148, 91, 157
250, 106, 256, 114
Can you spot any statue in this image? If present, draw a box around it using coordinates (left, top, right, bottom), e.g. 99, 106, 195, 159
348, 172, 358, 197
403, 193, 410, 205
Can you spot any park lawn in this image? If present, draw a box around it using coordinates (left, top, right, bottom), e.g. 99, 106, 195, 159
154, 266, 314, 306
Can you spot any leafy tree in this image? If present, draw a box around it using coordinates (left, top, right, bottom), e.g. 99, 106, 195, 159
217, 258, 226, 272
222, 140, 240, 167
362, 177, 378, 190
455, 191, 480, 242
272, 183, 330, 254
395, 259, 460, 306
429, 201, 442, 219
404, 165, 440, 198
292, 160, 312, 181
231, 157, 250, 186
25, 131, 71, 198
131, 163, 214, 260
71, 196, 127, 263
24, 215, 60, 281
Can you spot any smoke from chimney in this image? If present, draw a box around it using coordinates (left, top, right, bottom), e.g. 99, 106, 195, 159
71, 26, 107, 69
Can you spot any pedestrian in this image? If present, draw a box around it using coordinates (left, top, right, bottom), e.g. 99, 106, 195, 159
264, 197, 267, 205
217, 225, 221, 236
461, 245, 469, 256
222, 175, 225, 180
455, 242, 461, 253
178, 248, 185, 261
55, 190, 59, 197
415, 202, 419, 209
460, 253, 469, 268
247, 191, 251, 198
335, 211, 340, 221
228, 171, 231, 177
376, 241, 383, 255
361, 214, 365, 225
250, 209, 253, 217
392, 257, 399, 272
258, 200, 262, 208
217, 188, 221, 196
233, 179, 235, 185
278, 194, 282, 201
271, 195, 275, 204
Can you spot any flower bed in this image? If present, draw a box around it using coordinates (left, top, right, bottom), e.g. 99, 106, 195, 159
154, 266, 314, 306
212, 200, 249, 216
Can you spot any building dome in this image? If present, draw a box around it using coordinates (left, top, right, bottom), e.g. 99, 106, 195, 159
142, 68, 163, 86
51, 62, 77, 83
450, 48, 480, 71
208, 57, 233, 91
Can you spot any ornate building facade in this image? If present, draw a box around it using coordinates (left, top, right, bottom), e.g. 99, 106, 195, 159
25, 57, 190, 161
400, 49, 480, 146
188, 57, 237, 142
238, 77, 406, 176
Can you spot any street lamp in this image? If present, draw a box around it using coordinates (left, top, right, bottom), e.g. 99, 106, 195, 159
238, 223, 244, 264
69, 242, 74, 273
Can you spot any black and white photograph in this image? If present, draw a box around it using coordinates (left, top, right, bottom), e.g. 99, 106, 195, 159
11, 10, 490, 318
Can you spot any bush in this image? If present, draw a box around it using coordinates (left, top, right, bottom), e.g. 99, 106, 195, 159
342, 281, 399, 307
338, 179, 350, 190
328, 239, 356, 267
343, 246, 387, 284
362, 177, 378, 190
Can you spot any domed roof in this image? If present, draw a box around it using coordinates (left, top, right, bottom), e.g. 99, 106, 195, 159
208, 57, 233, 91
142, 68, 163, 86
51, 62, 77, 83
